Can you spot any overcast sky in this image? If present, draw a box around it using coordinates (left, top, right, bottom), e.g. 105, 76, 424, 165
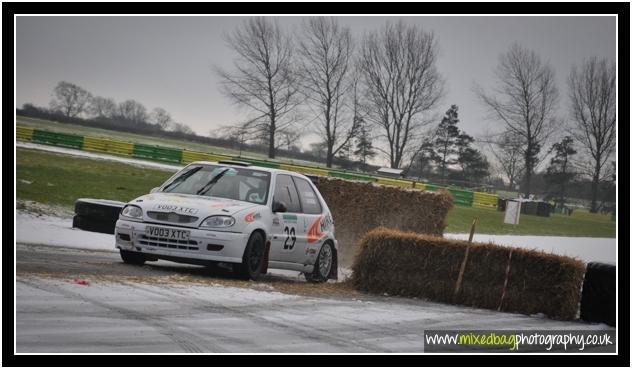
16, 15, 615, 158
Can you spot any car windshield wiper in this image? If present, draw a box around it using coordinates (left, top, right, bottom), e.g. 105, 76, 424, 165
162, 166, 203, 192
196, 168, 231, 196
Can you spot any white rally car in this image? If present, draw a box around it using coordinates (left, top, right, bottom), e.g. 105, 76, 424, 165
114, 161, 337, 282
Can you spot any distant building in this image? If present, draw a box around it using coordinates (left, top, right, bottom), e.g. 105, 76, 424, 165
376, 167, 404, 178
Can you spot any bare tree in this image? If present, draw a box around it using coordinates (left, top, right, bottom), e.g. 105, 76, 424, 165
150, 107, 173, 130
277, 128, 302, 152
476, 43, 559, 196
89, 96, 117, 119
215, 17, 300, 159
117, 99, 148, 124
487, 131, 525, 190
50, 81, 92, 118
568, 57, 616, 213
297, 17, 359, 167
172, 122, 194, 135
217, 125, 252, 156
358, 20, 444, 168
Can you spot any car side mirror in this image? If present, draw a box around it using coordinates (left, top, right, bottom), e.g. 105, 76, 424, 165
150, 187, 160, 193
272, 200, 287, 213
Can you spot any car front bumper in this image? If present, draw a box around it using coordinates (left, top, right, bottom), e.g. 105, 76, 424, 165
115, 219, 248, 264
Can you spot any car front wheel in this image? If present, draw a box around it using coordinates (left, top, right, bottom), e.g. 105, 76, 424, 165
120, 249, 146, 266
305, 242, 334, 283
233, 232, 265, 280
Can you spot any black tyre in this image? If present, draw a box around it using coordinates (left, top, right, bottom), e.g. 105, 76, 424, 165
233, 232, 265, 280
75, 198, 125, 220
72, 214, 117, 234
305, 242, 334, 283
580, 262, 616, 326
120, 249, 146, 266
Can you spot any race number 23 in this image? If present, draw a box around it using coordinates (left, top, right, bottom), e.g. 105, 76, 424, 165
283, 226, 296, 250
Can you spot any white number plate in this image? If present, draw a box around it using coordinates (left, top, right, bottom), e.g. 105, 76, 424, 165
146, 226, 190, 240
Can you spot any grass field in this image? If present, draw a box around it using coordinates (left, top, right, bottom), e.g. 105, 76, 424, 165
16, 115, 329, 168
16, 147, 615, 238
444, 205, 615, 238
16, 147, 173, 208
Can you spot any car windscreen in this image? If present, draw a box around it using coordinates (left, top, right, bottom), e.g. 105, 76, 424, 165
162, 165, 271, 205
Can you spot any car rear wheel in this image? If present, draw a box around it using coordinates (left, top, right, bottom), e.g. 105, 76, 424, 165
120, 249, 146, 266
233, 232, 265, 280
305, 242, 333, 283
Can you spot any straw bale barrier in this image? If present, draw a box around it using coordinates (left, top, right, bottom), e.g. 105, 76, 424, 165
315, 178, 453, 265
351, 228, 586, 320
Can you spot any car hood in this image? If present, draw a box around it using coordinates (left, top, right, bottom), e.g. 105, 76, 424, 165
130, 192, 261, 218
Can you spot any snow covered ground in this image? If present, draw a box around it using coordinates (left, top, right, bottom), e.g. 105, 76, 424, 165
446, 233, 616, 264
16, 211, 114, 252
16, 276, 610, 353
16, 210, 616, 265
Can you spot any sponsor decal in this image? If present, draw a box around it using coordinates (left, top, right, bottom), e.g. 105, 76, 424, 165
282, 214, 298, 223
307, 216, 324, 244
244, 212, 261, 223
272, 217, 280, 226
154, 204, 199, 215
320, 214, 333, 231
210, 202, 237, 208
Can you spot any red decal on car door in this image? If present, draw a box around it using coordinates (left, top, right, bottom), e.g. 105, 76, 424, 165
306, 216, 324, 243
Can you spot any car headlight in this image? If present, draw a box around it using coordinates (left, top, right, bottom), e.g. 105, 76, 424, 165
200, 215, 235, 228
121, 205, 143, 219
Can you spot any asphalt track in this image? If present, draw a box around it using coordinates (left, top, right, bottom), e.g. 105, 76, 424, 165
15, 243, 609, 353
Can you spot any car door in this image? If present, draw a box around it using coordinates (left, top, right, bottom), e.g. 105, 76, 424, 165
268, 174, 303, 264
291, 176, 325, 265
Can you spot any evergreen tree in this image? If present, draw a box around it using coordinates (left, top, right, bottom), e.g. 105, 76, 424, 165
353, 123, 376, 168
433, 105, 461, 182
455, 133, 490, 185
544, 136, 577, 209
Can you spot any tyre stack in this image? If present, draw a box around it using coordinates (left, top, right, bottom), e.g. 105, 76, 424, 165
580, 262, 616, 326
73, 198, 126, 234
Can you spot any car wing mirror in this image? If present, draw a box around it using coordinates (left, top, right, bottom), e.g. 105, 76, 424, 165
272, 200, 287, 213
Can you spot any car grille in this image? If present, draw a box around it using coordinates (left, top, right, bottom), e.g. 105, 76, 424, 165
146, 211, 199, 224
138, 235, 199, 250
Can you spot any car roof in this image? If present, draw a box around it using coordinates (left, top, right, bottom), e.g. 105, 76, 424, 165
186, 161, 310, 179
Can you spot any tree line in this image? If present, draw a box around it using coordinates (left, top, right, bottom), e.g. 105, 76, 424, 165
43, 81, 195, 135
18, 81, 379, 172
217, 17, 615, 213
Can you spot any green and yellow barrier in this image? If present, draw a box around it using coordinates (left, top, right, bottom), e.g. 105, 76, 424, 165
376, 177, 414, 188
16, 126, 34, 141
181, 150, 231, 164
83, 136, 134, 156
132, 143, 182, 163
279, 164, 329, 177
15, 125, 503, 210
32, 129, 83, 149
473, 192, 499, 210
448, 188, 474, 207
